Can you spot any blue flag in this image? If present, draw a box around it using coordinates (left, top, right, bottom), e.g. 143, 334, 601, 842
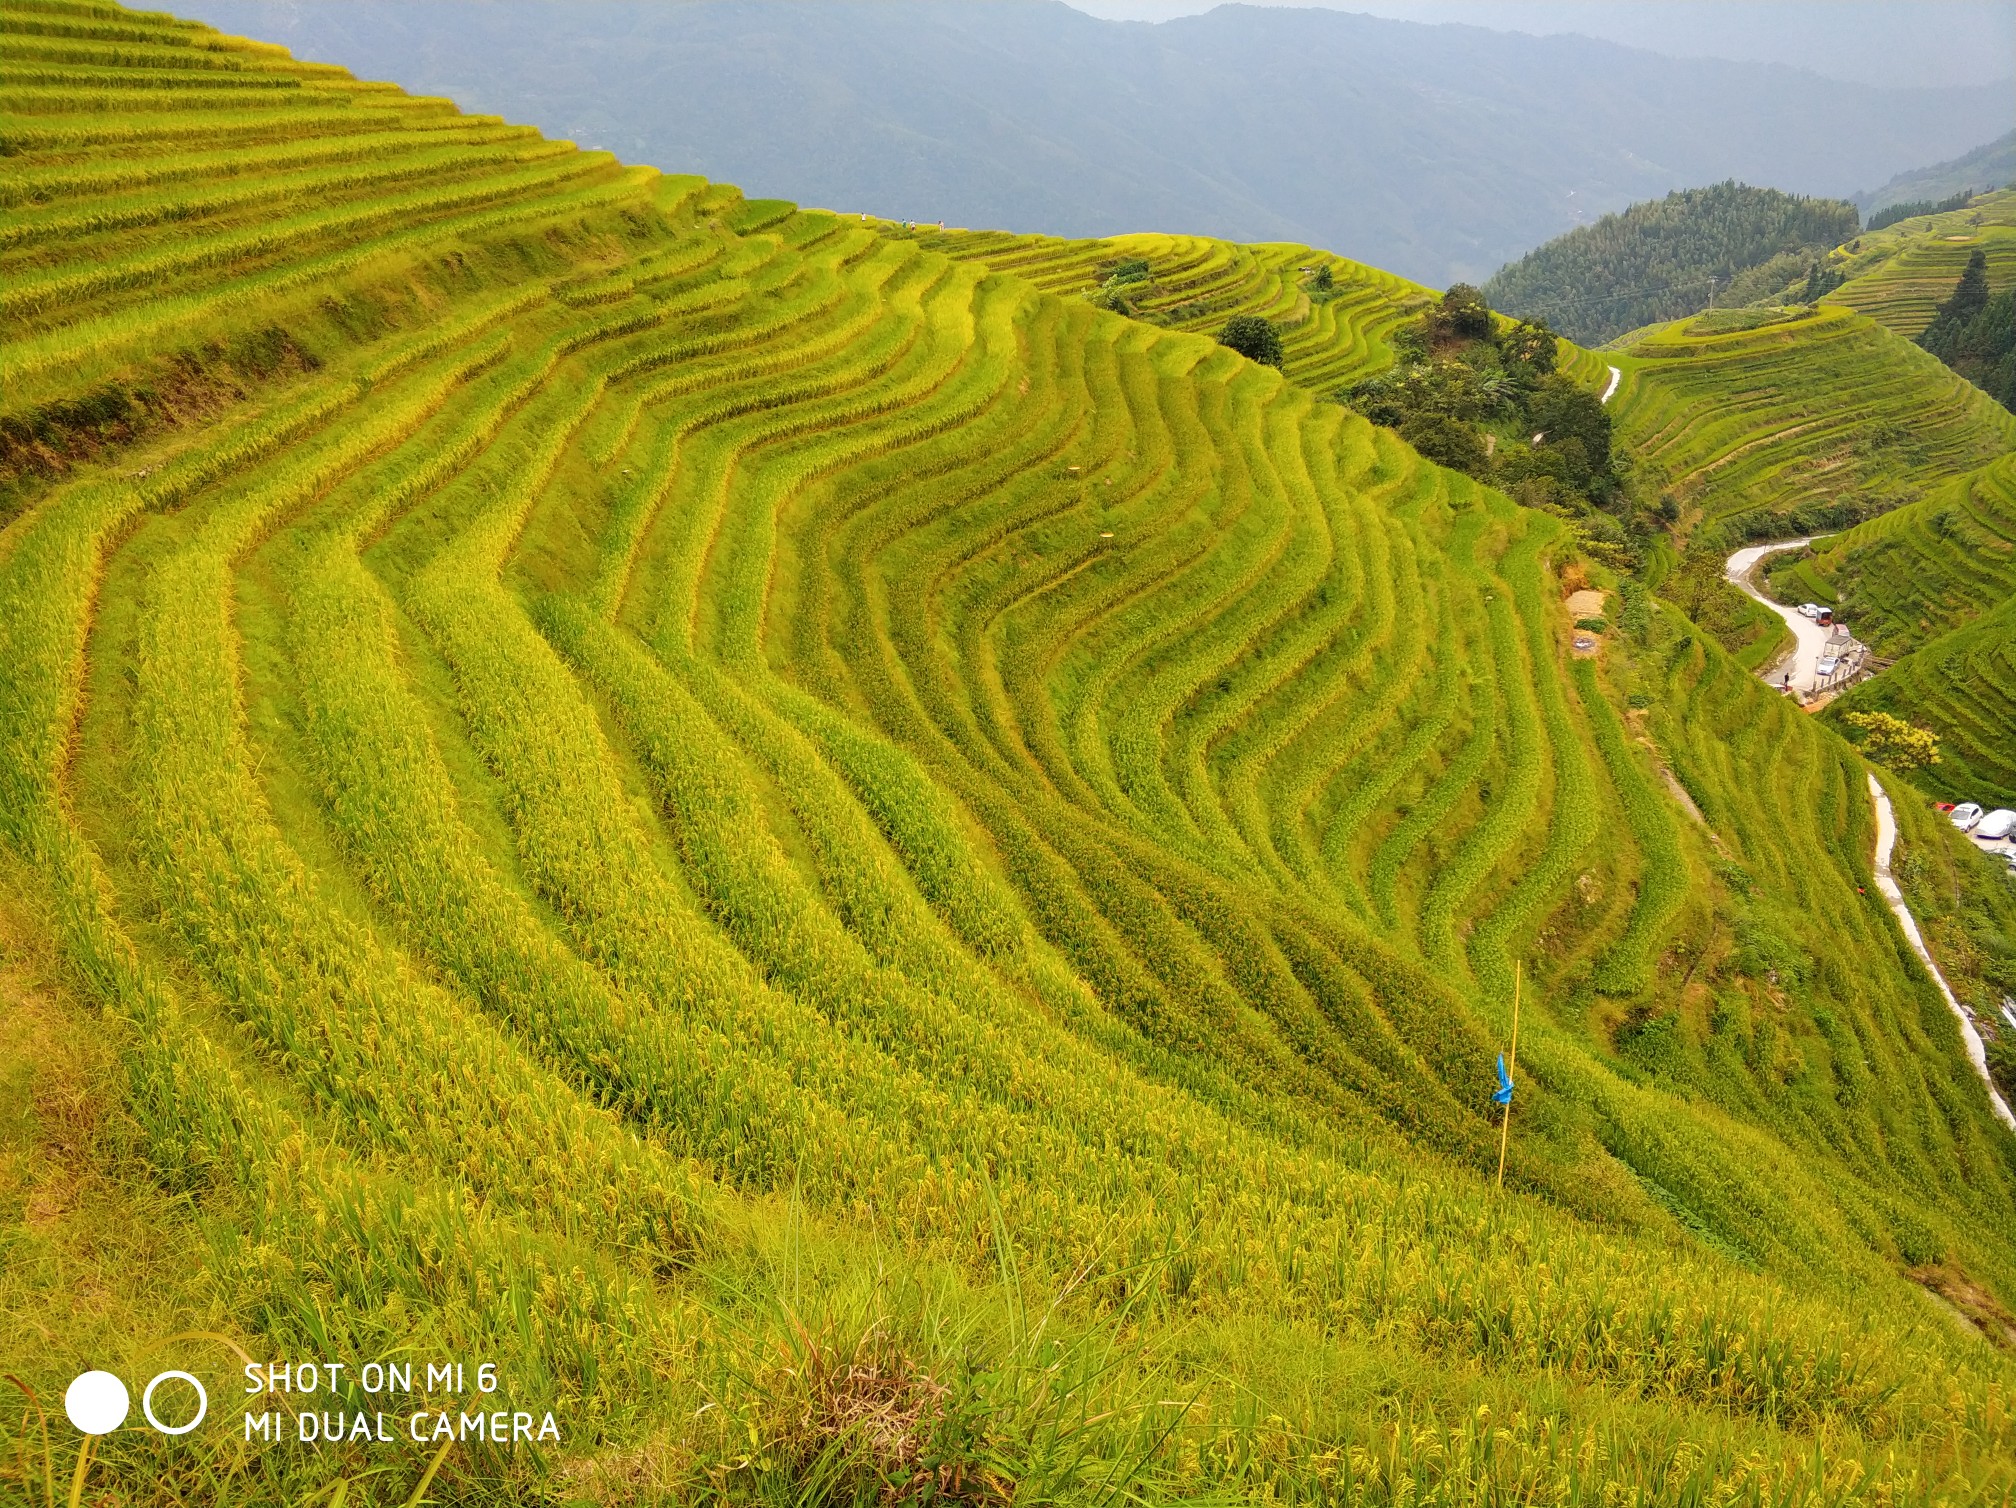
1493, 1053, 1514, 1106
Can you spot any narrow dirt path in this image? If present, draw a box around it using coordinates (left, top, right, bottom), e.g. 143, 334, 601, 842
1601, 364, 1622, 404
1868, 772, 2016, 1128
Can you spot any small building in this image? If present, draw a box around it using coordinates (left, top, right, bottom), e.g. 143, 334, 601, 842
1812, 622, 1869, 692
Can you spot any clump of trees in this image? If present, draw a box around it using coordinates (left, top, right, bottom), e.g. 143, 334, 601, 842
1918, 248, 2016, 413
1866, 188, 1974, 234
1801, 260, 1844, 302
1219, 314, 1284, 368
1339, 285, 1642, 566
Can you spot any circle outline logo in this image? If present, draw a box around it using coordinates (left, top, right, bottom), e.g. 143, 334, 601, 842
141, 1371, 207, 1436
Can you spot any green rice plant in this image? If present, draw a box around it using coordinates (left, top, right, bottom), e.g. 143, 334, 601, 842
1573, 658, 1689, 994
1, 150, 623, 322
0, 135, 578, 250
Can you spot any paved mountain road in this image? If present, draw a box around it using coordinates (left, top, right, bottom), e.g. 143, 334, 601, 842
1724, 537, 1829, 694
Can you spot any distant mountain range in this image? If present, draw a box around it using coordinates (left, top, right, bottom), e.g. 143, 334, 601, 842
1855, 130, 2016, 218
178, 0, 2012, 288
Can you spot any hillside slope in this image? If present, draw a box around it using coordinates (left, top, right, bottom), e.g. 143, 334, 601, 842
1602, 303, 2016, 538
1855, 129, 2016, 219
1826, 187, 2016, 339
1785, 454, 2016, 806
4, 5, 2015, 1504
901, 225, 1432, 394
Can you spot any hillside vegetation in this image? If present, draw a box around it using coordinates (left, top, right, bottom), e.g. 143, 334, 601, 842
1918, 248, 2016, 412
1483, 183, 1859, 345
900, 226, 1430, 396
1778, 454, 2016, 806
1825, 187, 2016, 339
1599, 303, 2016, 545
4, 5, 2016, 1506
1867, 188, 1974, 235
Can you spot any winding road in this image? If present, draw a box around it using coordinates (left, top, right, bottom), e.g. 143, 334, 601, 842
1724, 537, 1831, 694
1718, 538, 2013, 1129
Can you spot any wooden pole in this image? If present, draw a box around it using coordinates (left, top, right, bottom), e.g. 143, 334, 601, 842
1496, 961, 1521, 1192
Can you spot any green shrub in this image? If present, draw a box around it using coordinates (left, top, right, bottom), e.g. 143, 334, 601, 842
1218, 312, 1283, 366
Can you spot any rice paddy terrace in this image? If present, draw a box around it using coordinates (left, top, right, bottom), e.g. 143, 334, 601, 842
1790, 454, 2016, 806
901, 225, 1430, 396
1599, 302, 2016, 538
1826, 189, 2016, 340
5, 4, 2016, 1504
1589, 192, 2016, 816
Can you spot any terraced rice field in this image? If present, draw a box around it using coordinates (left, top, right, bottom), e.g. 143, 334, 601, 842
915, 227, 1429, 395
1800, 454, 2016, 804
1603, 303, 2016, 537
5, 5, 2016, 1503
1827, 189, 2016, 339
1834, 596, 2016, 807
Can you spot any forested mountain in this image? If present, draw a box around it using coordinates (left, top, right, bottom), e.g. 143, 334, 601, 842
1856, 129, 2016, 219
172, 0, 2011, 288
1483, 182, 1860, 344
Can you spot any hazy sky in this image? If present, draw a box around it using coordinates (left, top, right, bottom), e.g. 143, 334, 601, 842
1065, 1, 2016, 88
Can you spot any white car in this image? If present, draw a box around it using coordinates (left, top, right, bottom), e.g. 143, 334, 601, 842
1951, 802, 1985, 831
1798, 603, 1823, 619
1815, 657, 1838, 677
1975, 808, 2016, 841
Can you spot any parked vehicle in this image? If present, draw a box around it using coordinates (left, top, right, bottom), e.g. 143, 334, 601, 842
1951, 802, 1985, 831
1798, 603, 1821, 619
1815, 657, 1838, 677
1974, 809, 2016, 841
1816, 609, 1833, 626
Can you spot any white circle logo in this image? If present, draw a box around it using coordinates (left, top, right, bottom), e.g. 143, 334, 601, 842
141, 1371, 208, 1436
64, 1371, 129, 1435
